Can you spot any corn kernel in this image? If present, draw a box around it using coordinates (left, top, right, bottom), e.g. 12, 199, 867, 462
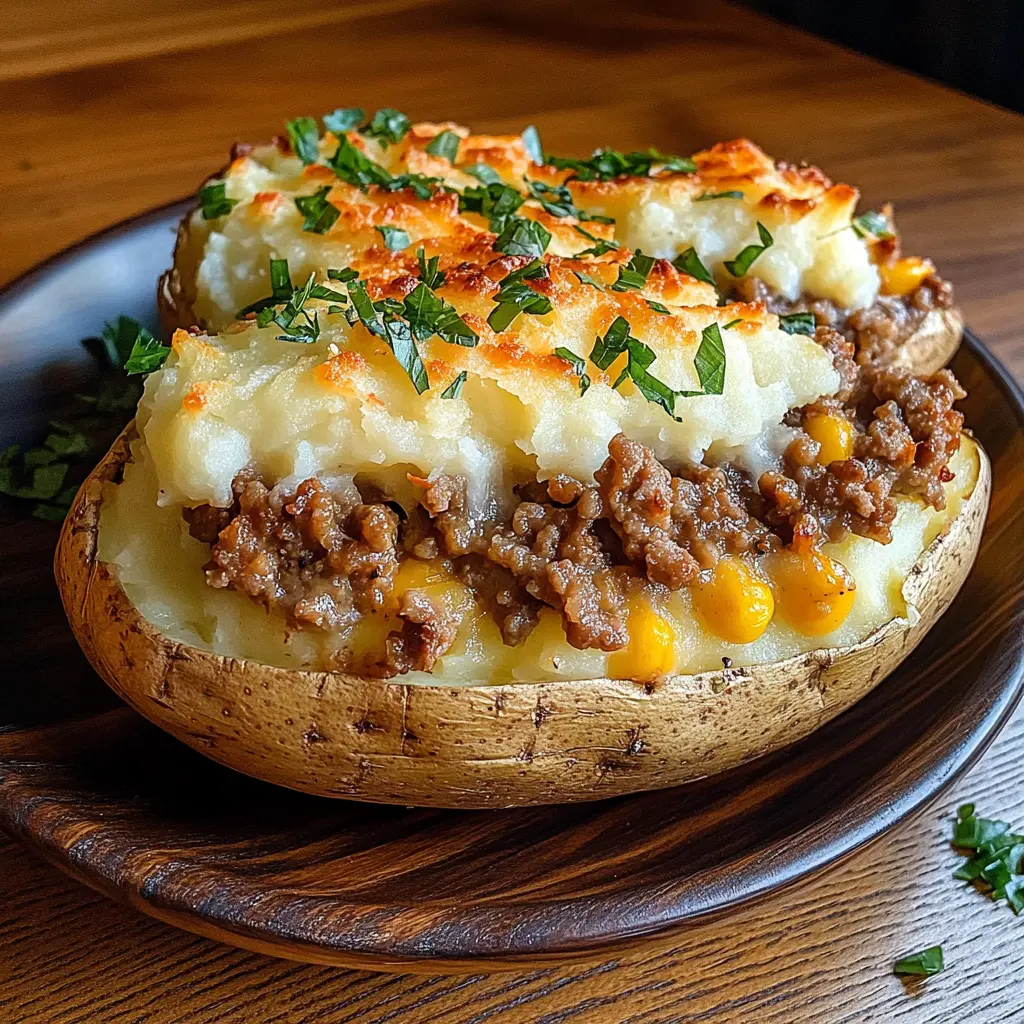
804, 411, 854, 466
879, 256, 935, 296
691, 557, 774, 645
771, 549, 856, 636
609, 601, 677, 681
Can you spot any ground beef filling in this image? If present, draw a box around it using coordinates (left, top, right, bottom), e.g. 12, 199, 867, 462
730, 274, 954, 372
186, 352, 963, 676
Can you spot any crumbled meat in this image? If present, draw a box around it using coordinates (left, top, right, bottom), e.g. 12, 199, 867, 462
730, 274, 953, 372
193, 477, 399, 632
455, 555, 540, 647
383, 589, 461, 675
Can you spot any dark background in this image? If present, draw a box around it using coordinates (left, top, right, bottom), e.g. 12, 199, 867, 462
741, 0, 1023, 114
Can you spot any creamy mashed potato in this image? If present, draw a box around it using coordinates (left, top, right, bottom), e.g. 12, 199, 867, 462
177, 127, 885, 330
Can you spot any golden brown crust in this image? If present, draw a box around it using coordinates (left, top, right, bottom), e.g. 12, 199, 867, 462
55, 425, 989, 808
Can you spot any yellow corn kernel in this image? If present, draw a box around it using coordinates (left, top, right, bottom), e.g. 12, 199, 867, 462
804, 411, 854, 466
879, 256, 935, 296
691, 557, 774, 645
609, 602, 677, 681
771, 549, 856, 636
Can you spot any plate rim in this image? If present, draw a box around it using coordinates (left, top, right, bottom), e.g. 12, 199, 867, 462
1, 206, 1023, 966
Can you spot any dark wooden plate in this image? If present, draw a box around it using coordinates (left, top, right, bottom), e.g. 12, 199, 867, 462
1, 203, 1022, 973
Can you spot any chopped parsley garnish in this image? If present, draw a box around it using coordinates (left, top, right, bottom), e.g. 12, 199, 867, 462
462, 163, 501, 185
459, 181, 524, 232
893, 947, 944, 978
294, 186, 340, 234
493, 217, 551, 257
573, 224, 619, 257
690, 322, 727, 395
426, 130, 461, 163
573, 271, 606, 290
360, 107, 411, 147
416, 247, 445, 289
440, 371, 468, 399
951, 803, 1024, 914
694, 190, 744, 202
322, 107, 365, 133
124, 321, 172, 374
346, 279, 429, 393
548, 147, 696, 182
723, 222, 773, 277
403, 282, 478, 347
778, 311, 816, 337
487, 258, 552, 332
237, 259, 347, 319
198, 182, 239, 220
589, 317, 688, 419
2, 317, 170, 522
671, 247, 714, 287
327, 135, 393, 189
387, 173, 446, 200
553, 347, 590, 395
646, 300, 671, 314
376, 225, 411, 251
285, 116, 320, 165
721, 317, 743, 329
524, 179, 614, 224
521, 124, 544, 166
852, 210, 894, 241
257, 272, 321, 343
611, 252, 656, 292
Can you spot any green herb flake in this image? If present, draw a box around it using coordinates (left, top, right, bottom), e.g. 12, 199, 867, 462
328, 267, 359, 284
360, 107, 411, 147
322, 107, 365, 133
403, 282, 478, 347
425, 129, 461, 163
573, 224, 619, 257
346, 279, 429, 393
672, 247, 715, 287
574, 271, 606, 291
548, 147, 696, 182
611, 252, 656, 292
124, 322, 172, 375
852, 210, 895, 241
590, 315, 631, 371
327, 135, 394, 190
198, 181, 239, 220
893, 946, 944, 977
694, 190, 744, 202
459, 181, 525, 233
646, 300, 671, 315
376, 225, 412, 251
294, 186, 340, 234
487, 259, 552, 332
692, 322, 727, 395
286, 116, 321, 166
521, 125, 544, 166
721, 318, 743, 329
950, 803, 1024, 915
553, 346, 591, 395
723, 222, 774, 277
493, 218, 552, 258
440, 371, 468, 400
416, 247, 446, 289
777, 311, 816, 337
462, 163, 501, 185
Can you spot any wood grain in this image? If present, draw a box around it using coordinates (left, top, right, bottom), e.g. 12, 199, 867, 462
1, 0, 1024, 1019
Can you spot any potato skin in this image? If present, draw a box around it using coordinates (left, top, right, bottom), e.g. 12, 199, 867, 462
54, 426, 990, 808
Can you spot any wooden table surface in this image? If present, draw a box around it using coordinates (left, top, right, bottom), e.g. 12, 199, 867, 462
2, 1, 1023, 1020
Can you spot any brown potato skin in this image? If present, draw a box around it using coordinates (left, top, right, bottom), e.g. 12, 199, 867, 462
54, 427, 990, 809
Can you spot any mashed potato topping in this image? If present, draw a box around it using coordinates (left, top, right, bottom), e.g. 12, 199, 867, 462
176, 124, 885, 331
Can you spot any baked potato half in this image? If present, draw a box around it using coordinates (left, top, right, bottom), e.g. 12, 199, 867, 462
55, 114, 984, 808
